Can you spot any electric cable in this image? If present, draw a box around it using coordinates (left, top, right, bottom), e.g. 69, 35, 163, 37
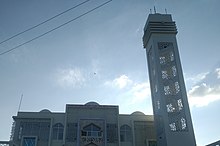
0, 0, 112, 56
0, 0, 91, 45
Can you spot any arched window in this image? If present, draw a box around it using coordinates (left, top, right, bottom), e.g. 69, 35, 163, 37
85, 143, 97, 146
120, 124, 132, 142
81, 123, 102, 137
52, 123, 64, 140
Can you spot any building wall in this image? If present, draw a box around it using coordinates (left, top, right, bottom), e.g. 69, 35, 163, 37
11, 103, 156, 146
12, 110, 65, 146
119, 112, 156, 146
65, 103, 119, 146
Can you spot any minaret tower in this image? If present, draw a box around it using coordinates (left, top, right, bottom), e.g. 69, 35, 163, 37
142, 13, 196, 146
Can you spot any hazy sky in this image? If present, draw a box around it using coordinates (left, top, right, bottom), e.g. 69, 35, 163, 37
0, 0, 220, 145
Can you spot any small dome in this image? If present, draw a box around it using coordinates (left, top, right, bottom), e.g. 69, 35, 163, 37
40, 109, 51, 113
131, 111, 145, 115
85, 101, 99, 106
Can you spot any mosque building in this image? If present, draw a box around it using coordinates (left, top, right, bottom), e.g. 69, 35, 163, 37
9, 102, 156, 146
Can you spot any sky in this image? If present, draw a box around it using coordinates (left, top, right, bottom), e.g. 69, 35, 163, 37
0, 0, 220, 145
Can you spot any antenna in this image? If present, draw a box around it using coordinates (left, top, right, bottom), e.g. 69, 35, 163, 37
165, 8, 167, 14
18, 94, 23, 113
154, 6, 157, 14
153, 0, 157, 14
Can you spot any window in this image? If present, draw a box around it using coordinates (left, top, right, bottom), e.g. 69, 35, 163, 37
162, 70, 168, 79
169, 122, 177, 131
159, 56, 166, 64
120, 125, 132, 142
159, 51, 174, 65
156, 100, 160, 110
169, 118, 187, 132
19, 121, 50, 141
154, 84, 158, 93
158, 42, 175, 64
166, 103, 175, 113
153, 69, 156, 76
175, 82, 180, 94
177, 99, 183, 110
162, 66, 177, 80
158, 42, 170, 50
148, 140, 157, 146
164, 85, 171, 95
52, 123, 64, 140
81, 123, 102, 137
181, 118, 187, 130
19, 126, 22, 140
172, 66, 177, 76
22, 137, 37, 146
164, 82, 180, 95
170, 51, 174, 61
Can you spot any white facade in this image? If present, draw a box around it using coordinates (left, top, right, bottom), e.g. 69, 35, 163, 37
142, 13, 196, 146
10, 102, 156, 146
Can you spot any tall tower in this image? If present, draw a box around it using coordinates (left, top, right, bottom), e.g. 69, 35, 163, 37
142, 13, 196, 146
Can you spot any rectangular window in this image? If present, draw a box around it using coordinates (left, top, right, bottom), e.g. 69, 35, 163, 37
164, 85, 171, 95
154, 84, 158, 93
181, 118, 187, 130
162, 70, 168, 79
170, 51, 174, 61
158, 42, 175, 63
148, 140, 157, 146
153, 69, 156, 76
175, 82, 180, 94
159, 56, 166, 64
169, 123, 177, 131
19, 126, 22, 140
81, 131, 86, 136
159, 51, 174, 65
177, 99, 183, 110
172, 66, 177, 76
19, 121, 50, 141
22, 137, 37, 146
166, 103, 175, 113
156, 100, 160, 110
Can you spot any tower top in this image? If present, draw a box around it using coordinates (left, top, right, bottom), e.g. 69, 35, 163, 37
143, 13, 177, 48
144, 14, 173, 31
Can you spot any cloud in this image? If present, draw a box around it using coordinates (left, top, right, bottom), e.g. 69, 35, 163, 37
117, 81, 152, 115
185, 72, 208, 85
104, 75, 132, 89
216, 68, 220, 79
129, 82, 151, 104
104, 75, 151, 104
188, 66, 220, 107
55, 67, 86, 88
188, 83, 220, 107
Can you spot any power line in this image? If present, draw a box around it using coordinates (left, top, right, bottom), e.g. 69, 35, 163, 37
0, 0, 91, 45
0, 0, 112, 56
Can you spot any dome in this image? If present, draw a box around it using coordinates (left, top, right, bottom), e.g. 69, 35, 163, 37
40, 109, 51, 113
85, 101, 99, 106
131, 111, 145, 115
